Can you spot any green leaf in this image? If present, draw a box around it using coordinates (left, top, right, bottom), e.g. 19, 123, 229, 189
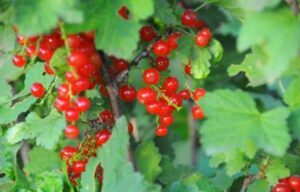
200, 89, 291, 157
228, 46, 268, 87
33, 171, 63, 192
134, 140, 162, 182
289, 107, 300, 141
153, 0, 177, 25
265, 159, 290, 185
284, 76, 300, 107
208, 39, 223, 63
0, 24, 15, 52
238, 0, 280, 12
6, 109, 66, 149
13, 0, 83, 36
80, 116, 160, 192
24, 147, 60, 175
210, 170, 234, 191
247, 179, 270, 192
237, 9, 300, 84
283, 154, 300, 175
49, 48, 69, 77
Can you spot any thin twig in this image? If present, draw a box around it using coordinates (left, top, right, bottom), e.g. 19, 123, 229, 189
285, 0, 299, 16
20, 141, 30, 165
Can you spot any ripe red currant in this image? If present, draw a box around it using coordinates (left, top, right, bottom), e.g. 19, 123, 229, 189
195, 33, 209, 47
75, 97, 91, 112
57, 83, 70, 99
38, 43, 54, 61
159, 115, 174, 127
289, 176, 300, 190
118, 6, 129, 19
193, 88, 206, 101
65, 109, 80, 122
153, 40, 171, 57
54, 97, 70, 112
72, 160, 87, 174
60, 146, 78, 160
178, 89, 191, 100
118, 84, 137, 102
143, 68, 160, 85
100, 109, 115, 126
67, 51, 89, 68
155, 126, 168, 137
13, 55, 27, 67
200, 27, 212, 40
184, 63, 191, 75
26, 44, 37, 58
155, 57, 169, 71
168, 32, 182, 50
181, 10, 198, 27
146, 101, 161, 115
95, 129, 111, 147
192, 105, 204, 119
162, 76, 179, 94
72, 78, 90, 93
140, 25, 156, 42
136, 87, 157, 104
67, 34, 81, 49
65, 71, 77, 83
113, 59, 129, 73
64, 125, 80, 139
44, 61, 55, 75
31, 83, 45, 98
272, 183, 291, 192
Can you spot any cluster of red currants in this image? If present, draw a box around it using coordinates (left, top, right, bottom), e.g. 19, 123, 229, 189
273, 176, 300, 192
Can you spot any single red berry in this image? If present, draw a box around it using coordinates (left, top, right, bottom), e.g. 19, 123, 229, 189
31, 83, 45, 98
95, 129, 111, 147
200, 27, 212, 40
155, 126, 168, 137
279, 178, 290, 185
289, 176, 300, 190
181, 10, 198, 27
65, 125, 80, 139
67, 34, 81, 49
136, 87, 157, 104
72, 160, 87, 174
195, 20, 207, 29
65, 109, 80, 122
157, 100, 173, 116
193, 88, 206, 101
184, 63, 191, 75
38, 43, 54, 61
159, 115, 173, 127
118, 6, 129, 19
75, 97, 91, 112
146, 101, 161, 115
65, 71, 77, 83
195, 33, 209, 47
54, 97, 70, 112
192, 105, 204, 119
118, 84, 137, 102
26, 44, 37, 58
58, 83, 70, 99
60, 146, 78, 160
16, 35, 26, 46
99, 86, 109, 98
272, 183, 291, 192
41, 33, 63, 49
179, 89, 191, 100
168, 93, 183, 107
155, 57, 169, 71
128, 122, 134, 134
113, 59, 129, 73
168, 32, 182, 50
44, 61, 54, 75
67, 51, 89, 68
143, 68, 160, 85
140, 25, 156, 42
13, 55, 27, 67
72, 78, 90, 93
162, 76, 179, 94
153, 40, 171, 57
100, 109, 115, 126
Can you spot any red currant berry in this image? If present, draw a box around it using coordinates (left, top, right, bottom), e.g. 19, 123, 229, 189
118, 6, 129, 19
168, 32, 182, 50
155, 57, 169, 71
113, 59, 129, 73
67, 34, 81, 49
65, 125, 80, 139
38, 43, 54, 61
95, 129, 111, 147
16, 35, 26, 45
72, 78, 90, 93
118, 84, 137, 102
272, 183, 291, 192
128, 122, 134, 134
100, 86, 109, 98
168, 93, 183, 107
143, 68, 160, 85
31, 83, 45, 98
289, 176, 300, 190
184, 63, 191, 75
136, 87, 157, 104
75, 97, 91, 112
192, 105, 204, 119
181, 10, 198, 27
200, 27, 212, 40
67, 51, 89, 68
159, 115, 173, 127
44, 61, 54, 75
26, 44, 37, 58
195, 20, 207, 29
157, 100, 173, 116
100, 109, 115, 126
65, 109, 80, 122
140, 25, 155, 42
195, 33, 209, 47
72, 160, 87, 174
146, 101, 161, 115
13, 55, 27, 67
279, 178, 290, 185
193, 88, 206, 101
179, 89, 191, 100
54, 97, 70, 112
60, 146, 78, 160
65, 71, 77, 83
155, 126, 168, 137
58, 83, 70, 99
162, 76, 179, 94
153, 40, 171, 57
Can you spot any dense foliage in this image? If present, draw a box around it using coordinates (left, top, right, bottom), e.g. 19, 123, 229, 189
0, 0, 300, 191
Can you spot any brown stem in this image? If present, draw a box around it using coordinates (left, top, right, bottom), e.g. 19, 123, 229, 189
188, 100, 198, 166
285, 0, 299, 16
20, 141, 30, 165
